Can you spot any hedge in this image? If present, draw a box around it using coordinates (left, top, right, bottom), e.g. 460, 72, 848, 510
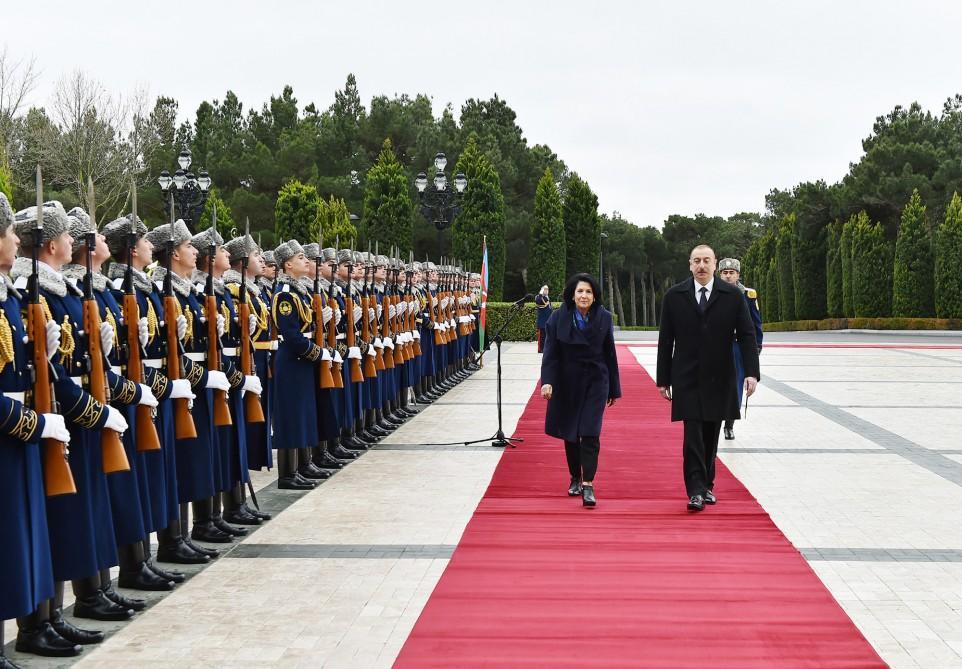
762, 317, 962, 332
484, 302, 541, 342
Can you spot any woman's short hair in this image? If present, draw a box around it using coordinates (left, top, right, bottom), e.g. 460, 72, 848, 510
562, 273, 602, 309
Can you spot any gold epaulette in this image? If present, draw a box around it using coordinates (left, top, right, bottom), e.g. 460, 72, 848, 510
746, 288, 757, 299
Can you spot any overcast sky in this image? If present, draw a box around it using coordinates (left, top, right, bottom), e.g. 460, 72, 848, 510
4, 0, 962, 227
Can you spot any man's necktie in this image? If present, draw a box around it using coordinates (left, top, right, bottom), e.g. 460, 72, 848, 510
699, 286, 708, 312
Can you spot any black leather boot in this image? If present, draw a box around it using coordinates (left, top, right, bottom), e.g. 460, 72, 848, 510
50, 607, 105, 644
145, 561, 185, 584
191, 498, 233, 543
72, 591, 134, 622
330, 443, 359, 459
117, 562, 175, 592
242, 502, 272, 521
100, 568, 147, 610
211, 494, 246, 537
278, 475, 316, 490
157, 530, 211, 564
223, 505, 262, 525
15, 622, 82, 657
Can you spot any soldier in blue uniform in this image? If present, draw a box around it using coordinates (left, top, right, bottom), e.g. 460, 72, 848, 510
0, 194, 75, 666
12, 202, 135, 656
718, 258, 763, 440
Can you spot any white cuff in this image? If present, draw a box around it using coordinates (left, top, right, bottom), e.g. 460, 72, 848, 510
366, 345, 376, 357
433, 322, 441, 330
412, 331, 421, 340
373, 337, 384, 349
348, 346, 362, 360
321, 348, 332, 362
333, 351, 344, 364
383, 337, 394, 349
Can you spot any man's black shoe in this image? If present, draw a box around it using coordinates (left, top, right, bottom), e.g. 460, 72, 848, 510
118, 563, 175, 591
724, 427, 734, 440
72, 592, 135, 621
299, 463, 333, 479
101, 584, 147, 611
242, 503, 272, 521
687, 495, 705, 512
567, 477, 582, 496
582, 485, 596, 508
212, 517, 248, 537
704, 491, 717, 505
190, 522, 234, 544
145, 561, 185, 584
223, 507, 263, 526
50, 608, 105, 644
184, 536, 220, 558
278, 475, 315, 490
15, 623, 82, 657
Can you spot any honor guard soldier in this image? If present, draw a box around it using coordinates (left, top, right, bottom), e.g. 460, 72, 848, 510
63, 210, 175, 601
335, 248, 367, 443
223, 233, 273, 522
0, 193, 73, 665
718, 257, 763, 440
145, 220, 232, 553
12, 201, 134, 656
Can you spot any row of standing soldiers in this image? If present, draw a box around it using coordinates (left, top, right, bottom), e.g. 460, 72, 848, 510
0, 193, 481, 667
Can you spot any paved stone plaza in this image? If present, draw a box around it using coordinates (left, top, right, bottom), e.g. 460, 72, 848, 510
4, 335, 962, 668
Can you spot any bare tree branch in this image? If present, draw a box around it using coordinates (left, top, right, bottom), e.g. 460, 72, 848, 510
0, 46, 40, 158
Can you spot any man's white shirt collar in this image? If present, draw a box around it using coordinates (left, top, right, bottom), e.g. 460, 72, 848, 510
694, 277, 714, 300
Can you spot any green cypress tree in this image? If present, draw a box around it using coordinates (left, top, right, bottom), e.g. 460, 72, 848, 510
318, 196, 358, 247
362, 139, 413, 255
936, 192, 962, 318
776, 215, 796, 321
825, 221, 844, 318
892, 189, 935, 317
851, 213, 893, 317
452, 136, 507, 299
529, 168, 566, 298
562, 174, 600, 279
791, 217, 827, 319
275, 179, 322, 242
765, 257, 780, 322
196, 188, 235, 237
840, 215, 856, 316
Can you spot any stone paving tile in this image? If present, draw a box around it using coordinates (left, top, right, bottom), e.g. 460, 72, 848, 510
844, 407, 962, 452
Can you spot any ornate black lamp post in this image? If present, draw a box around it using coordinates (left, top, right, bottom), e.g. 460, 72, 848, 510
414, 152, 467, 258
157, 148, 212, 232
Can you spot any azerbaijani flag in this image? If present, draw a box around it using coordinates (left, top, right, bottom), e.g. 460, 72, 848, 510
479, 236, 489, 353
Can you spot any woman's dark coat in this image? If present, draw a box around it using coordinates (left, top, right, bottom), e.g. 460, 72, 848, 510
540, 303, 621, 443
656, 277, 760, 422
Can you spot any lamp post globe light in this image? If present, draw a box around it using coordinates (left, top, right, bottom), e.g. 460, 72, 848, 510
157, 148, 212, 232
414, 152, 467, 258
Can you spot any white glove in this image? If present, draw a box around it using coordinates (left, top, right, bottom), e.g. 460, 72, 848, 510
248, 314, 257, 336
333, 350, 343, 364
352, 305, 362, 324
335, 308, 342, 325
45, 320, 61, 360
376, 304, 383, 320
442, 297, 450, 309
322, 306, 333, 325
205, 370, 230, 391
216, 313, 226, 338
412, 330, 421, 340
138, 317, 149, 349
321, 347, 332, 362
366, 344, 376, 357
347, 346, 362, 360
384, 337, 395, 349
100, 321, 115, 358
169, 378, 195, 400
176, 314, 188, 342
105, 406, 129, 433
389, 304, 397, 319
398, 302, 407, 315
242, 375, 262, 396
41, 413, 71, 442
368, 307, 375, 323
137, 383, 159, 408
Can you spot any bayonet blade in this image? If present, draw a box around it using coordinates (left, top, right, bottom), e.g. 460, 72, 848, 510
35, 165, 43, 230
87, 176, 97, 228
130, 180, 137, 232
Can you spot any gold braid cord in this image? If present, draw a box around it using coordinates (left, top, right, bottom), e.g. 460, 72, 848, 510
145, 300, 159, 344
0, 311, 15, 375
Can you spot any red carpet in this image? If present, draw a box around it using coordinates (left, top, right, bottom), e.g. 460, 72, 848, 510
394, 347, 888, 668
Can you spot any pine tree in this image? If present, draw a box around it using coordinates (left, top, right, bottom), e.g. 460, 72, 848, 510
825, 221, 844, 318
851, 213, 893, 318
776, 215, 796, 321
196, 188, 235, 237
563, 174, 600, 279
892, 189, 935, 317
791, 215, 827, 319
765, 258, 780, 322
275, 179, 322, 242
318, 196, 358, 247
936, 192, 962, 318
362, 139, 413, 255
840, 215, 856, 316
452, 136, 507, 299
528, 168, 566, 299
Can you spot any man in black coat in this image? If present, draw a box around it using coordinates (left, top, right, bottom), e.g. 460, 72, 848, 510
656, 245, 760, 511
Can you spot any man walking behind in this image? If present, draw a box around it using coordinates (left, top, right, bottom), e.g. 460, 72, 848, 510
718, 258, 763, 440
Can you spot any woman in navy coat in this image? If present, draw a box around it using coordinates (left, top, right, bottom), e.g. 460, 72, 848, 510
540, 273, 620, 508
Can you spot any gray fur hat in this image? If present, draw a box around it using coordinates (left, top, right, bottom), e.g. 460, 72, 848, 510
302, 243, 321, 260
375, 254, 389, 267
336, 249, 354, 265
0, 193, 15, 235
718, 258, 741, 273
144, 219, 192, 252
321, 247, 337, 263
66, 207, 97, 253
224, 234, 258, 264
423, 261, 437, 272
274, 239, 305, 268
261, 249, 276, 266
103, 214, 149, 259
354, 251, 365, 265
14, 201, 71, 248
191, 227, 224, 250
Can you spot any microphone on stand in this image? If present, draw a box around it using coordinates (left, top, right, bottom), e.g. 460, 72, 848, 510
512, 293, 534, 307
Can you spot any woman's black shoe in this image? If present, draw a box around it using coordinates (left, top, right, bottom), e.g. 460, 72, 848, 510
157, 539, 211, 564
15, 622, 82, 657
72, 591, 135, 621
567, 478, 583, 496
191, 522, 234, 544
118, 563, 175, 591
582, 485, 596, 508
50, 608, 105, 643
101, 584, 147, 611
212, 517, 248, 537
146, 561, 185, 584
242, 503, 272, 521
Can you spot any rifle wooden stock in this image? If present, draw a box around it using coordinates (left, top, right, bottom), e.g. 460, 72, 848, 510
431, 291, 443, 345
327, 297, 344, 389
123, 293, 161, 452
164, 295, 197, 439
369, 293, 385, 373
391, 292, 406, 363
83, 298, 130, 474
380, 294, 396, 368
29, 303, 77, 497
344, 292, 364, 383
361, 293, 377, 379
238, 299, 265, 423
406, 293, 420, 357
315, 293, 335, 389
205, 295, 232, 427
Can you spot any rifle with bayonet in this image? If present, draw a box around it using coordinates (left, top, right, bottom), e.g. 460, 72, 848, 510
360, 249, 378, 379
238, 219, 265, 423
344, 245, 364, 383
203, 221, 232, 427
28, 167, 76, 496
314, 229, 335, 390
326, 235, 344, 388
120, 182, 161, 452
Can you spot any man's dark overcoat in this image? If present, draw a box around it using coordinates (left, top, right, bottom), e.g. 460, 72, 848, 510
656, 277, 760, 422
541, 303, 621, 443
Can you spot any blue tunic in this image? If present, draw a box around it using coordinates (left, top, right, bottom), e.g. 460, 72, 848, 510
0, 287, 54, 619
